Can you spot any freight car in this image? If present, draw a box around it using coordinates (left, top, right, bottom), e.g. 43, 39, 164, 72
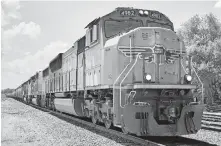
14, 7, 205, 136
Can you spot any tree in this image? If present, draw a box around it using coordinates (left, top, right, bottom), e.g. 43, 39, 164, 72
177, 13, 221, 104
1, 88, 14, 94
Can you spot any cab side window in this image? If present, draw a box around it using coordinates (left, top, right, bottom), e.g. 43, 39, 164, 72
86, 24, 99, 46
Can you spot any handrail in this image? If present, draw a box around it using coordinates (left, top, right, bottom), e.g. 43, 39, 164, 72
119, 53, 140, 108
181, 60, 187, 74
129, 36, 132, 62
190, 57, 204, 104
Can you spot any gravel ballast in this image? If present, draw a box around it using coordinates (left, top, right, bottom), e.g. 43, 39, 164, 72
2, 96, 221, 146
182, 129, 221, 146
2, 97, 127, 146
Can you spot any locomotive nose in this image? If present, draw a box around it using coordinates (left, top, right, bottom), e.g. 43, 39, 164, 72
116, 27, 185, 84
117, 27, 181, 51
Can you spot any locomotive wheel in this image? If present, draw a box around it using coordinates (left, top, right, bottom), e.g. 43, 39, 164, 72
46, 97, 49, 108
104, 119, 112, 129
84, 109, 90, 118
27, 96, 30, 104
49, 98, 52, 109
121, 125, 129, 134
52, 104, 55, 111
121, 118, 129, 134
51, 100, 56, 111
92, 111, 98, 124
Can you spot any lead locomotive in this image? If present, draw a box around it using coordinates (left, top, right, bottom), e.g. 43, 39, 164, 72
13, 7, 205, 136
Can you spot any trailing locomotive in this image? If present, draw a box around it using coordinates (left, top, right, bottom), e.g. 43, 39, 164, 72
13, 7, 205, 136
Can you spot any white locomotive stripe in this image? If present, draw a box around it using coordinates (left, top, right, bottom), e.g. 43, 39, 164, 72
118, 45, 155, 49
85, 84, 196, 90
121, 50, 148, 52
133, 84, 196, 89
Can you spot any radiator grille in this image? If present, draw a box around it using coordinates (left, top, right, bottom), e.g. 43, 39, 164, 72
135, 112, 149, 119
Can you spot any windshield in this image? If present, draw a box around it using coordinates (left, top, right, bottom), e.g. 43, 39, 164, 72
104, 20, 143, 38
146, 21, 172, 30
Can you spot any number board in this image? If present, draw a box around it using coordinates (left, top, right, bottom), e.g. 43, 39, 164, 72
120, 10, 136, 16
154, 48, 164, 54
150, 12, 161, 19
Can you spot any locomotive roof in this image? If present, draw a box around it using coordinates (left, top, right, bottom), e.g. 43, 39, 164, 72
49, 53, 63, 64
85, 7, 172, 28
63, 46, 74, 57
21, 80, 28, 86
31, 74, 35, 80
43, 67, 48, 72
85, 18, 100, 28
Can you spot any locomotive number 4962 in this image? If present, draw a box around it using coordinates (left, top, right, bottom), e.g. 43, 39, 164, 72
120, 10, 136, 16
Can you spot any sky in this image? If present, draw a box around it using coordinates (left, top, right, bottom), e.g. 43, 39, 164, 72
1, 1, 221, 89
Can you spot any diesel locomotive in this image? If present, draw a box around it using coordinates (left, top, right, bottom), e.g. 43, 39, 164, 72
13, 7, 205, 136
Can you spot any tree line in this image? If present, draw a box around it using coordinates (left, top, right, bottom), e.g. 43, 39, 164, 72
1, 88, 15, 94
177, 13, 221, 105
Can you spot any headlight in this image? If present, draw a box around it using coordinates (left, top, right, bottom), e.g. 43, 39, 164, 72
144, 11, 149, 15
186, 75, 192, 81
139, 10, 144, 15
145, 74, 152, 81
168, 107, 176, 118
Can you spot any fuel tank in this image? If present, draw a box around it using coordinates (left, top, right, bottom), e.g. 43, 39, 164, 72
54, 98, 84, 117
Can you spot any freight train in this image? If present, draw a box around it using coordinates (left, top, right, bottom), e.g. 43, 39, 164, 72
12, 7, 205, 136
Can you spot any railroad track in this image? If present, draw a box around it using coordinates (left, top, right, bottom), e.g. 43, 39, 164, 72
9, 96, 217, 146
202, 112, 221, 132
